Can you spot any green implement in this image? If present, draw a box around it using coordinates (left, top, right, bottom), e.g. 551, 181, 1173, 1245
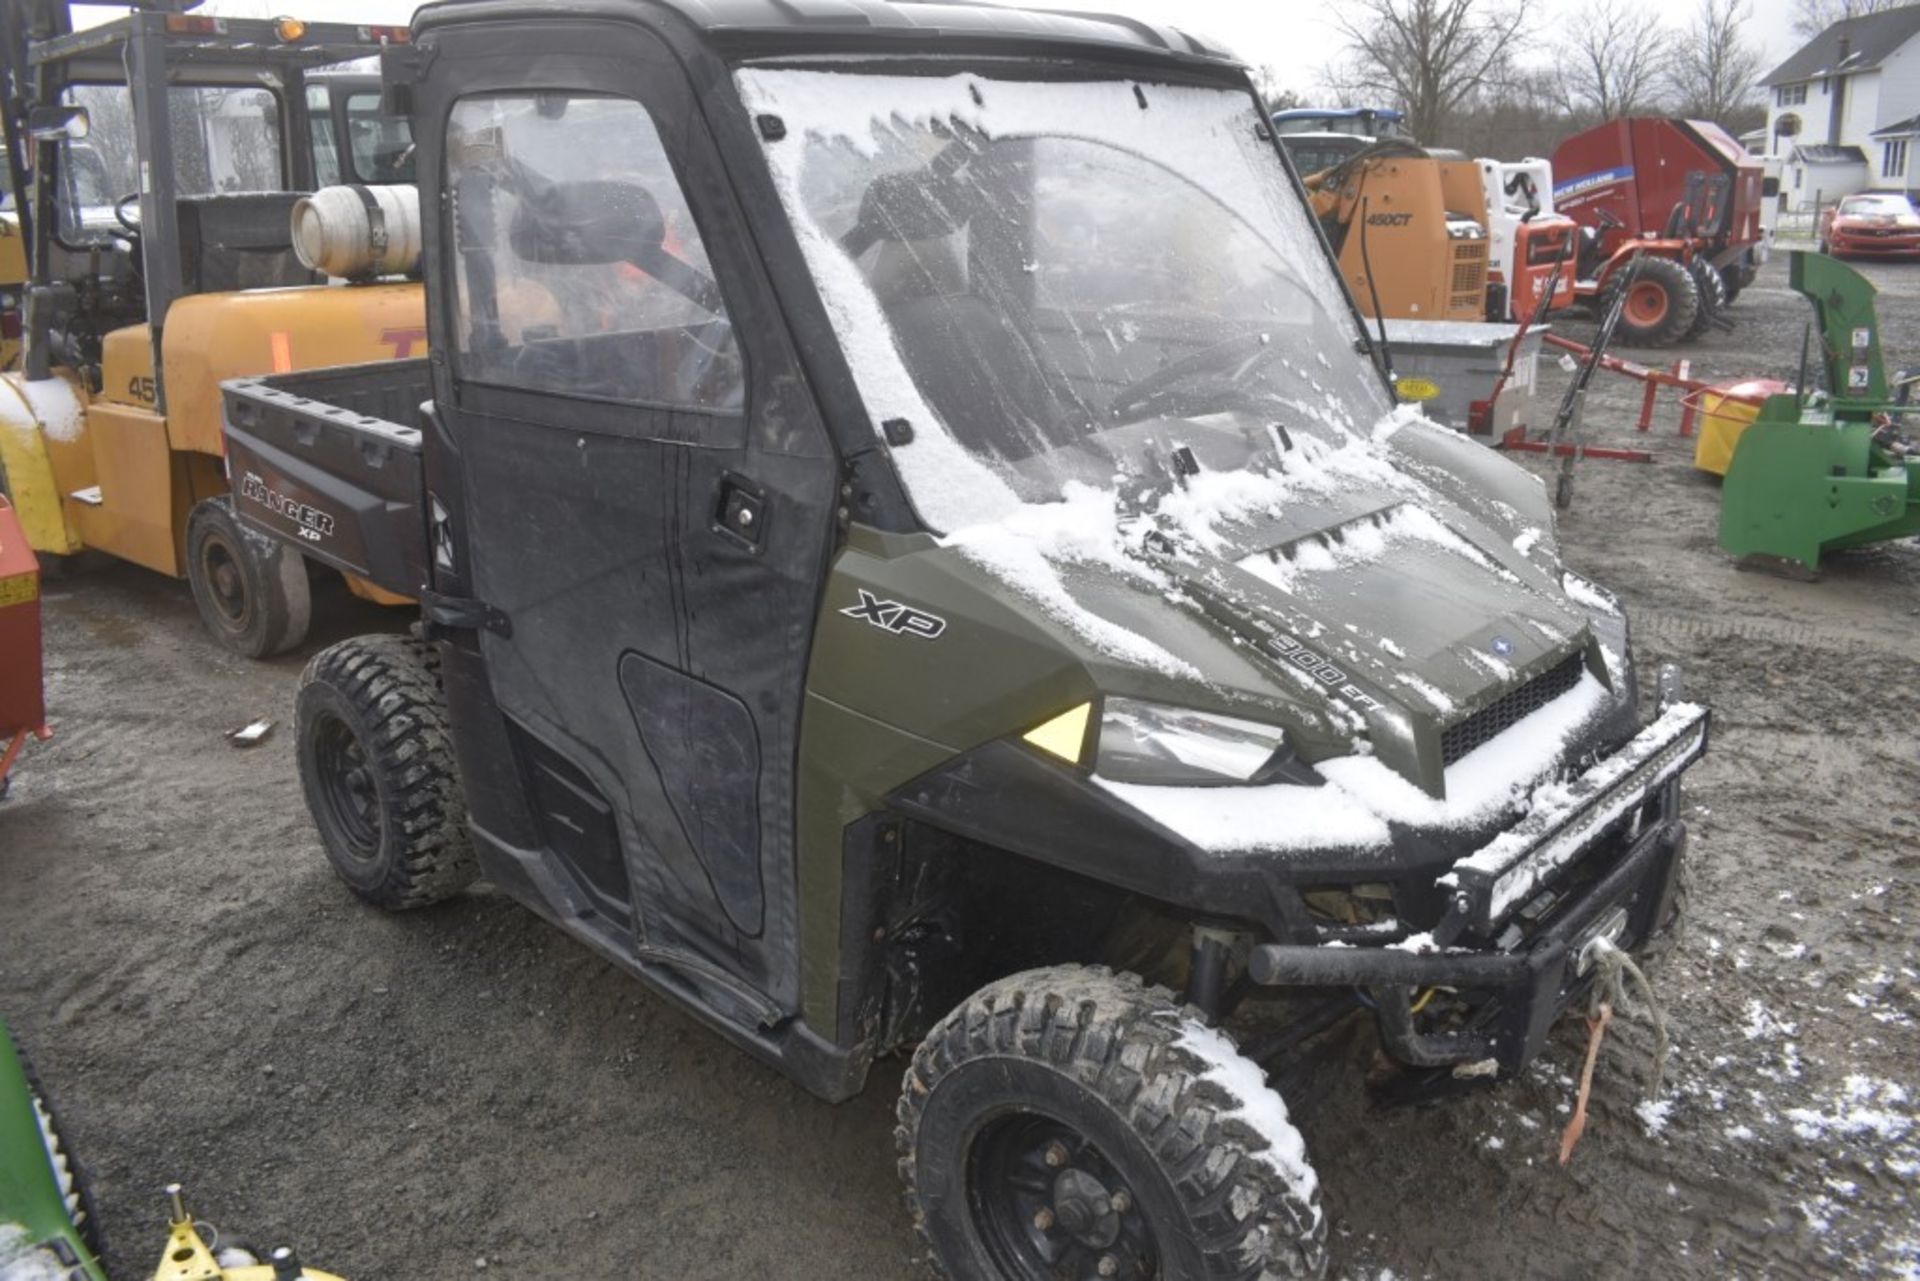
1719, 251, 1920, 572
0, 1020, 108, 1281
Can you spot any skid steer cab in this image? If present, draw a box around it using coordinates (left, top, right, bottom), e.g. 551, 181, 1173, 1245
0, 3, 421, 658
224, 2, 1709, 1274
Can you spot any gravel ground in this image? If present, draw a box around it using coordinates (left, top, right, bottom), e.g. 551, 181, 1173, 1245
2, 252, 1917, 1281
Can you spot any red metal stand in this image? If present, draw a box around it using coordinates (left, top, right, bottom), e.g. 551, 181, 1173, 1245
1541, 333, 1715, 437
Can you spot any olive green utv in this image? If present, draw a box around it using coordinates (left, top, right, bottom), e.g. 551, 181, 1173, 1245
219, 0, 1710, 1275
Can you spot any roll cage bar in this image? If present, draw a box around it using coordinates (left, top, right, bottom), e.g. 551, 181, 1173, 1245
0, 0, 409, 394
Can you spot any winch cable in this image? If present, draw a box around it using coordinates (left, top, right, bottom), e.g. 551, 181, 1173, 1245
1557, 938, 1670, 1165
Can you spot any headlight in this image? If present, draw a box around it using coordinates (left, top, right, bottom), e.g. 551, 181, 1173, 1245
1095, 698, 1318, 786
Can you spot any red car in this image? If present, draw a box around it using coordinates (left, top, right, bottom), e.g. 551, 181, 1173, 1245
1818, 192, 1920, 259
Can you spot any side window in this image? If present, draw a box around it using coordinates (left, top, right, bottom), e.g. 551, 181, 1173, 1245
308, 85, 341, 187
346, 92, 414, 184
446, 93, 743, 412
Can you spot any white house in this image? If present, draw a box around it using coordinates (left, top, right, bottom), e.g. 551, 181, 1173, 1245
1760, 4, 1920, 207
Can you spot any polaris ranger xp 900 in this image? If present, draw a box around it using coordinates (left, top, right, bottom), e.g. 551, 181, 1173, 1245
221, 1, 1710, 1275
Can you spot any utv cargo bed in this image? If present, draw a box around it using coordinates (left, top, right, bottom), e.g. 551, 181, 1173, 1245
221, 360, 432, 598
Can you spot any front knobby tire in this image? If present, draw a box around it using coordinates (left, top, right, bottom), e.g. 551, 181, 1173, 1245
295, 634, 476, 910
186, 495, 311, 659
1606, 256, 1700, 348
898, 966, 1326, 1281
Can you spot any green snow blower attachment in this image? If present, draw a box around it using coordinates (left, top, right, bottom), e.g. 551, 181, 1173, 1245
1718, 251, 1920, 572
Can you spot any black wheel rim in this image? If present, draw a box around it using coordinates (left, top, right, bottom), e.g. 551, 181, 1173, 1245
198, 532, 251, 631
312, 711, 381, 861
967, 1112, 1160, 1281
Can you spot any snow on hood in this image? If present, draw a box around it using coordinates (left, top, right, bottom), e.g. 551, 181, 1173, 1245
740, 65, 1586, 744
1097, 669, 1613, 854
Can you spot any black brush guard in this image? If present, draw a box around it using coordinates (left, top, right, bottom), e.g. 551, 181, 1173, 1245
1249, 703, 1709, 1073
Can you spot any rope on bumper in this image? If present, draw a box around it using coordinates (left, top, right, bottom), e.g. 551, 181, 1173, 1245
1557, 940, 1669, 1165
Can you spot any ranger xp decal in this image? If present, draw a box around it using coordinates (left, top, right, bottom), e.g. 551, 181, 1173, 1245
843, 590, 947, 640
239, 471, 336, 543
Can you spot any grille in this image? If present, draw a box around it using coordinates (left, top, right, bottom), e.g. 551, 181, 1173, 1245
1440, 653, 1585, 767
1449, 243, 1489, 313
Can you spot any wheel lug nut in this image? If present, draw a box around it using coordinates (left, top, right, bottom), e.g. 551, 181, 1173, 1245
1032, 1207, 1055, 1230
1097, 1255, 1120, 1278
1111, 1190, 1131, 1213
1043, 1141, 1069, 1168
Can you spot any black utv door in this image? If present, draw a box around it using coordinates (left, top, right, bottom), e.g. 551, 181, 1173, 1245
412, 18, 839, 1022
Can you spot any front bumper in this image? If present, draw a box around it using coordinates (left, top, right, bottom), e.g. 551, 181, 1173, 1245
1248, 702, 1710, 1074
1830, 230, 1920, 257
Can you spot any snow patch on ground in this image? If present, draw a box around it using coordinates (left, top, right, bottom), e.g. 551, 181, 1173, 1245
1785, 1076, 1914, 1144
1637, 1098, 1675, 1137
0, 1224, 75, 1281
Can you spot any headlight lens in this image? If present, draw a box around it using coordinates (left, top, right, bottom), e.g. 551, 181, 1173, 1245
1096, 698, 1311, 786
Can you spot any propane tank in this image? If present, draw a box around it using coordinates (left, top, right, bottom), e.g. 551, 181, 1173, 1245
290, 184, 423, 280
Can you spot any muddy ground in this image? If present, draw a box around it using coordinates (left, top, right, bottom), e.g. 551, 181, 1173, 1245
3, 252, 1917, 1281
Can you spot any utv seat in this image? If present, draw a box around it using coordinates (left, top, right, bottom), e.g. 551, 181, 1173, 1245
854, 175, 1078, 463
177, 193, 322, 295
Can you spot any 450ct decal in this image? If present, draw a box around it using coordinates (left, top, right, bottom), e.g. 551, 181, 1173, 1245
842, 589, 947, 640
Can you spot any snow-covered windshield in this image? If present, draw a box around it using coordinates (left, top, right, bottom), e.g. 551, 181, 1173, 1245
738, 68, 1388, 532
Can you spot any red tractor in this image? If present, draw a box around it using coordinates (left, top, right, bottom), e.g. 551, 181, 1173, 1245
1551, 117, 1766, 346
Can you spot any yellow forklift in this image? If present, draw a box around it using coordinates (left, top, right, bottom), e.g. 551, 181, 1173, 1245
0, 1, 422, 656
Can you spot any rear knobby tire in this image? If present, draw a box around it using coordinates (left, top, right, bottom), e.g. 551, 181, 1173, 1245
186, 495, 311, 659
898, 965, 1326, 1281
1684, 258, 1727, 340
295, 634, 476, 910
1606, 256, 1700, 348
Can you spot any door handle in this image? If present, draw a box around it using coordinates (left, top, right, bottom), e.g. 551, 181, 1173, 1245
712, 473, 768, 553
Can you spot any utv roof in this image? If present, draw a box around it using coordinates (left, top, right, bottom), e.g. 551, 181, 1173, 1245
411, 0, 1240, 68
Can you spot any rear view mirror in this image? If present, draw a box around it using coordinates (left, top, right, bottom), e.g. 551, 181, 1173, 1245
28, 104, 88, 143
508, 179, 663, 268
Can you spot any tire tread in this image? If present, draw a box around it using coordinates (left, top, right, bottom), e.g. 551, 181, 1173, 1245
296, 634, 475, 910
897, 965, 1326, 1281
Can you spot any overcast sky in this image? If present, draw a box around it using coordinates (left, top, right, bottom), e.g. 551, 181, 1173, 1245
87, 0, 1807, 96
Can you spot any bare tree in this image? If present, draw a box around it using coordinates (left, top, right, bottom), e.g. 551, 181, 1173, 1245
1556, 0, 1670, 123
1662, 0, 1766, 131
1790, 0, 1906, 38
1249, 66, 1305, 113
1323, 0, 1528, 144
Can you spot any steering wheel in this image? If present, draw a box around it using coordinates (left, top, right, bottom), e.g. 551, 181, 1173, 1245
113, 191, 143, 236
1106, 330, 1279, 425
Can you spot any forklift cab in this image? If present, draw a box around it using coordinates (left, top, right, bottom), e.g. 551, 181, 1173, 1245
4, 8, 414, 399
